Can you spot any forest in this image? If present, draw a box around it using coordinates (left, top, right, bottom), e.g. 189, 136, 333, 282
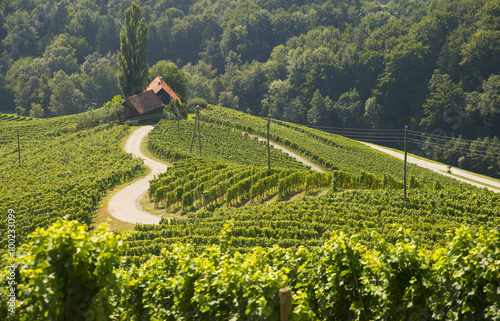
1, 0, 499, 172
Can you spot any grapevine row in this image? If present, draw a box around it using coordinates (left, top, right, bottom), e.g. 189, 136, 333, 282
127, 187, 500, 257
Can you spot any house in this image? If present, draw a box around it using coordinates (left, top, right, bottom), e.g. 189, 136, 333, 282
122, 76, 180, 120
122, 90, 164, 119
146, 76, 181, 105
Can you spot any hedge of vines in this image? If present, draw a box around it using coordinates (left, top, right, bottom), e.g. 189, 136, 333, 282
147, 118, 306, 169
0, 122, 145, 250
2, 220, 499, 321
126, 187, 500, 259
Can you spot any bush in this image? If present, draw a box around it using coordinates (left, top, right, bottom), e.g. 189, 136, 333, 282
188, 97, 208, 110
77, 95, 124, 129
1, 220, 125, 321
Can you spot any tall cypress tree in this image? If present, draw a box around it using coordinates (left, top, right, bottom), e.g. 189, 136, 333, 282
118, 3, 148, 97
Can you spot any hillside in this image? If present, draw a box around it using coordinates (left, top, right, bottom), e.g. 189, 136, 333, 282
0, 114, 145, 248
2, 0, 500, 318
1, 0, 499, 178
124, 106, 500, 261
1, 106, 500, 319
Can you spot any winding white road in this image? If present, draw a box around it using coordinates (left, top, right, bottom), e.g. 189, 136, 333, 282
108, 126, 168, 224
108, 126, 324, 225
108, 125, 500, 226
363, 142, 500, 193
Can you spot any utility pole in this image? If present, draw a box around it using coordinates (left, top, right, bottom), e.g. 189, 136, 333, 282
404, 125, 408, 202
190, 105, 202, 157
172, 100, 180, 139
267, 115, 271, 173
177, 117, 181, 139
197, 106, 202, 157
17, 129, 20, 165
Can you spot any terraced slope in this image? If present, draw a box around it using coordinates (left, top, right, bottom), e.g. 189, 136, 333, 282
0, 117, 145, 249
126, 187, 500, 259
125, 106, 500, 261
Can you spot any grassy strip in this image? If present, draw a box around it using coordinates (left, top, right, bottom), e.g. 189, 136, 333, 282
443, 171, 500, 191
368, 142, 500, 184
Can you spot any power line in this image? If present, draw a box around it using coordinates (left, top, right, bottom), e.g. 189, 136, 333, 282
407, 133, 500, 151
0, 107, 199, 143
408, 129, 500, 149
407, 135, 500, 155
408, 139, 499, 158
314, 128, 404, 136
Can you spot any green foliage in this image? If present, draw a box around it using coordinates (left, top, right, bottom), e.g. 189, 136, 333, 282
118, 3, 148, 97
29, 103, 44, 118
148, 158, 331, 212
218, 91, 239, 110
1, 220, 125, 321
48, 70, 85, 116
201, 106, 460, 187
77, 96, 125, 129
0, 118, 144, 249
148, 60, 189, 100
127, 187, 500, 257
148, 117, 306, 168
333, 88, 363, 128
42, 34, 79, 75
475, 74, 500, 134
420, 70, 465, 133
187, 97, 208, 109
363, 97, 383, 128
114, 242, 286, 320
307, 89, 328, 125
13, 222, 499, 320
2, 0, 499, 148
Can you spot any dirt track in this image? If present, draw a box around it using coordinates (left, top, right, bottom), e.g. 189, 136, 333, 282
108, 126, 168, 224
252, 136, 325, 172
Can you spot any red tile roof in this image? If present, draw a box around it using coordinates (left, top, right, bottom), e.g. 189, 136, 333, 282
146, 76, 181, 102
125, 90, 163, 115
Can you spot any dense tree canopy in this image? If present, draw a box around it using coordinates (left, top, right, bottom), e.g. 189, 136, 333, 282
0, 0, 499, 144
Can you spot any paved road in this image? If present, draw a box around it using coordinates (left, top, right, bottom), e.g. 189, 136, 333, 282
108, 126, 168, 224
363, 142, 500, 193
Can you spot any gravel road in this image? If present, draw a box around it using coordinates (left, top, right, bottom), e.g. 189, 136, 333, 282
108, 126, 168, 224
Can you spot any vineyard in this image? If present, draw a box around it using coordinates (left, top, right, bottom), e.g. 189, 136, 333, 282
148, 158, 333, 212
200, 106, 463, 187
0, 117, 145, 249
0, 114, 33, 122
147, 156, 419, 214
148, 117, 307, 169
2, 220, 499, 320
2, 104, 500, 320
126, 186, 500, 260
132, 105, 499, 259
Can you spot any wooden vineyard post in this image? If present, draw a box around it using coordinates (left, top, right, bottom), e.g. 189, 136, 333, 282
279, 287, 292, 321
197, 106, 202, 157
17, 129, 21, 165
267, 115, 271, 173
189, 105, 202, 156
404, 125, 408, 202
